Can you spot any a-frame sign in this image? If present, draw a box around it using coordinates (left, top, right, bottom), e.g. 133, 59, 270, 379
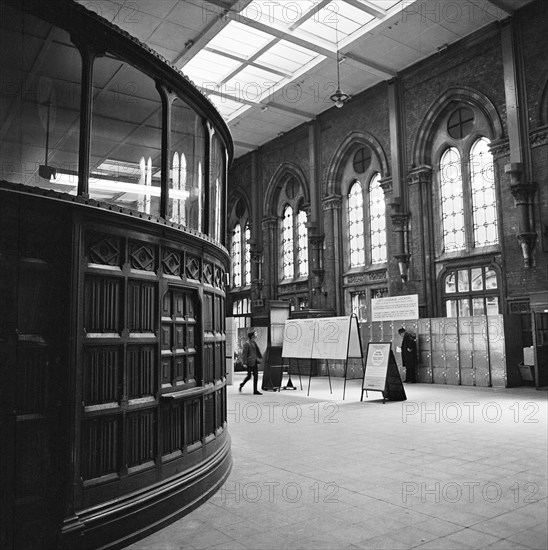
361, 342, 406, 403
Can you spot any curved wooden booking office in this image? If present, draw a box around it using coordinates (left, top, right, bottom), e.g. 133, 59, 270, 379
0, 1, 233, 548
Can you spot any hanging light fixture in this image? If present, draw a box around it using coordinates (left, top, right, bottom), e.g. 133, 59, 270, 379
330, 21, 349, 108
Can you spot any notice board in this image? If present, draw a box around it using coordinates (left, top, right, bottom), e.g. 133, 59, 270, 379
282, 316, 362, 360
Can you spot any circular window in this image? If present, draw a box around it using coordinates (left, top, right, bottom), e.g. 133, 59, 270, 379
285, 177, 299, 199
235, 198, 246, 218
447, 107, 474, 139
353, 147, 372, 173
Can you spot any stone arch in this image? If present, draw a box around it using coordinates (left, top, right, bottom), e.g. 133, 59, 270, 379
412, 86, 504, 167
325, 130, 389, 197
227, 188, 252, 227
263, 162, 310, 217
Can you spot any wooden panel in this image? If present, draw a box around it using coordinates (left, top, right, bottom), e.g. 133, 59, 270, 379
84, 347, 121, 405
161, 404, 183, 455
185, 399, 201, 446
126, 410, 155, 469
82, 416, 120, 480
127, 346, 156, 398
128, 281, 156, 332
204, 394, 215, 437
85, 277, 122, 333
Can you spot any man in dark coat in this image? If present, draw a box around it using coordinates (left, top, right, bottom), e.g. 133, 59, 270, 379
398, 327, 417, 383
239, 330, 263, 395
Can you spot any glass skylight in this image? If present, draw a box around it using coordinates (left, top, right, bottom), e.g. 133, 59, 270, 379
181, 0, 392, 122
207, 21, 274, 60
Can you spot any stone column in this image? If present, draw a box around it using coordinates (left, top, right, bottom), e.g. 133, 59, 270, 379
505, 163, 538, 267
322, 195, 342, 314
261, 216, 278, 304
407, 165, 435, 315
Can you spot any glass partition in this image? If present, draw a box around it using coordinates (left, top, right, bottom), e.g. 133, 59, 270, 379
89, 54, 162, 215
209, 134, 225, 241
171, 97, 205, 231
0, 5, 81, 190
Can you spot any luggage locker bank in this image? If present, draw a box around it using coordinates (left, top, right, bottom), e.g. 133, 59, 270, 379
0, 1, 232, 548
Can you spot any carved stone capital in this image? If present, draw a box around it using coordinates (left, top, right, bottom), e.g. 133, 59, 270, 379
390, 212, 410, 229
530, 127, 548, 149
517, 233, 538, 268
407, 165, 432, 186
261, 216, 278, 231
489, 137, 510, 159
379, 176, 392, 195
323, 195, 342, 212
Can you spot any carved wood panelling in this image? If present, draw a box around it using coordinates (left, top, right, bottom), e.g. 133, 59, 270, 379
82, 416, 119, 480
127, 410, 155, 468
128, 281, 156, 333
203, 262, 214, 285
185, 399, 201, 446
215, 388, 226, 430
127, 346, 156, 399
88, 234, 122, 267
15, 421, 48, 497
161, 288, 199, 388
17, 346, 48, 413
129, 242, 156, 271
162, 249, 181, 277
204, 393, 215, 437
186, 256, 200, 280
84, 347, 120, 405
161, 404, 183, 455
85, 277, 121, 333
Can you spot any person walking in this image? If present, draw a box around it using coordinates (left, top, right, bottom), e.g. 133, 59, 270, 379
240, 330, 263, 395
398, 327, 417, 383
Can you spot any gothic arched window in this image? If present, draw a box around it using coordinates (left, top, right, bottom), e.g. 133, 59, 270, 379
346, 172, 386, 267
348, 181, 365, 267
369, 173, 387, 264
282, 205, 294, 280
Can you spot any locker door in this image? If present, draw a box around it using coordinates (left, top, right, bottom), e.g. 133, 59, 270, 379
534, 313, 548, 388
459, 318, 474, 386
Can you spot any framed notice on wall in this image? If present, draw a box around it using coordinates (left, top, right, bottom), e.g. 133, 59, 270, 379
371, 294, 419, 322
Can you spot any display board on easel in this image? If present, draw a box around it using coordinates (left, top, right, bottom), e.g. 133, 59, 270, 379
282, 315, 364, 399
361, 342, 406, 403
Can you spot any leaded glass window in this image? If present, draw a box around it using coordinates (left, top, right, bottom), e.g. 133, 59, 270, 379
369, 173, 386, 264
351, 291, 367, 321
243, 223, 251, 286
282, 205, 294, 280
348, 181, 365, 267
470, 138, 498, 247
231, 223, 242, 287
297, 210, 308, 277
440, 147, 465, 251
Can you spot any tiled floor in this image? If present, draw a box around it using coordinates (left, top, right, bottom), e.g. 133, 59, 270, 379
126, 374, 548, 550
